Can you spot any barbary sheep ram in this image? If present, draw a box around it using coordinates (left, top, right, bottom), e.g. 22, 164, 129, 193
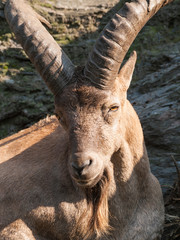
0, 0, 174, 239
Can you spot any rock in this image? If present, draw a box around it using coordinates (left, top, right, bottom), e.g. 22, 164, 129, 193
128, 54, 180, 188
129, 55, 180, 150
0, 10, 4, 18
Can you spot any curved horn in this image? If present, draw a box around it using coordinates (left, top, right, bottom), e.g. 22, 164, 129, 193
84, 0, 173, 88
4, 0, 75, 95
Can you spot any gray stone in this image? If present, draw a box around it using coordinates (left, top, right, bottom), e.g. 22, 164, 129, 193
128, 54, 180, 189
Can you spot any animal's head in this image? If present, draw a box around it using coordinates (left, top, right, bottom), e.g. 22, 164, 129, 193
4, 0, 173, 238
54, 52, 137, 188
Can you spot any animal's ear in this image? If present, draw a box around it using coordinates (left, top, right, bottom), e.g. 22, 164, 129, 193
117, 51, 137, 91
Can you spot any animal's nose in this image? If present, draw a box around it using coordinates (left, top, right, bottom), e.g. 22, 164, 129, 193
71, 159, 92, 177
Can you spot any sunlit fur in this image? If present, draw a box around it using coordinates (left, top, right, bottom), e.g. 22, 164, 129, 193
71, 168, 112, 239
0, 53, 164, 240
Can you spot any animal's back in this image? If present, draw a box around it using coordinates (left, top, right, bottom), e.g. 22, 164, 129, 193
0, 116, 73, 238
0, 116, 60, 163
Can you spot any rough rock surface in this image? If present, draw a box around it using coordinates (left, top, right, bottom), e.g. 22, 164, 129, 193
128, 51, 180, 188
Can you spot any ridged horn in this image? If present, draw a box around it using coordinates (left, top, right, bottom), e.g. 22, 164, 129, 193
84, 0, 173, 88
4, 0, 75, 95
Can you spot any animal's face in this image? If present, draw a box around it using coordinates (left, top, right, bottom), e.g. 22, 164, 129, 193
55, 82, 127, 188
54, 52, 137, 188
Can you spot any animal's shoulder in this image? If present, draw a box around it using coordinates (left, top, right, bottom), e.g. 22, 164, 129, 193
0, 115, 62, 163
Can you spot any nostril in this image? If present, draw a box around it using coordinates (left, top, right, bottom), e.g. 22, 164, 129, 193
88, 159, 92, 166
71, 161, 76, 169
71, 159, 93, 176
72, 162, 81, 171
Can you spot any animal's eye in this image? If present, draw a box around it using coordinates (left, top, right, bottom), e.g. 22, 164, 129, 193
109, 105, 119, 112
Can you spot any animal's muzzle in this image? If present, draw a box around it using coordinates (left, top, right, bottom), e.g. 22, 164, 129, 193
71, 159, 92, 177
69, 151, 104, 187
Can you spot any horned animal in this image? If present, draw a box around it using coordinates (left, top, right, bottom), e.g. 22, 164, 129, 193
0, 0, 173, 239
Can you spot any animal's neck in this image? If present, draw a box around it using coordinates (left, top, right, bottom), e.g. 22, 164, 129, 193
111, 100, 150, 185
68, 101, 151, 239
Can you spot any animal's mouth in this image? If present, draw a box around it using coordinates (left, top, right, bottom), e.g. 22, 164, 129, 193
72, 172, 103, 188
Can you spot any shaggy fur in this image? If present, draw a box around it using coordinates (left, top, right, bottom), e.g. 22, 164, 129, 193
72, 168, 112, 239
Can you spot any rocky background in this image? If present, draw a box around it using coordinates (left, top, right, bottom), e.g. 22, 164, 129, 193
0, 0, 180, 239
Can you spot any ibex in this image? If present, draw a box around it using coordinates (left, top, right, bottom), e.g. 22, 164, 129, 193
0, 0, 173, 239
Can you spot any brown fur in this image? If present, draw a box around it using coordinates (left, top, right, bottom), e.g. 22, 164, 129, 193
72, 168, 112, 240
0, 53, 164, 240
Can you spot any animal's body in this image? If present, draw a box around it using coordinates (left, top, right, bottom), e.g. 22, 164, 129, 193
0, 101, 163, 240
0, 0, 173, 239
